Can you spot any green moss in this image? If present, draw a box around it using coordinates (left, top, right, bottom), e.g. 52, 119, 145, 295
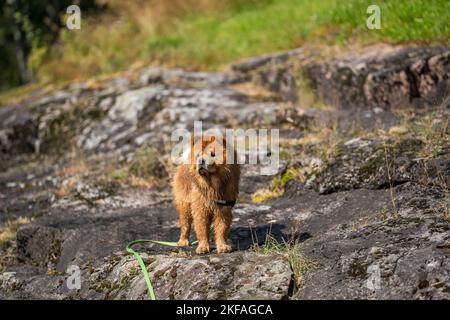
358, 149, 384, 179
272, 167, 303, 190
252, 166, 304, 203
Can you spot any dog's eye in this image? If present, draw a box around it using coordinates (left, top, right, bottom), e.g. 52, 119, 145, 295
211, 151, 215, 157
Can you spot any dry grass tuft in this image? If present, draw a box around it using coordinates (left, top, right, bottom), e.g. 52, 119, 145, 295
229, 82, 278, 101
251, 188, 284, 204
252, 233, 315, 288
0, 217, 31, 246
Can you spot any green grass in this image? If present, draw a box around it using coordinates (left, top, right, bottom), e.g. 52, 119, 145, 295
146, 0, 332, 67
0, 81, 48, 106
146, 0, 450, 68
330, 0, 450, 43
4, 0, 450, 97
252, 233, 315, 288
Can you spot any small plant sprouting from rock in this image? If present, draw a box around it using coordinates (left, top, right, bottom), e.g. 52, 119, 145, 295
383, 144, 398, 217
380, 205, 389, 220
413, 110, 449, 159
443, 203, 450, 221
251, 232, 314, 288
391, 107, 449, 160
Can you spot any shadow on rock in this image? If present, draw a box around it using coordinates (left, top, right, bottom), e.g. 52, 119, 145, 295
230, 223, 312, 251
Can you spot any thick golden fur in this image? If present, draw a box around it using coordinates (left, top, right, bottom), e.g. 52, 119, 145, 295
172, 136, 240, 254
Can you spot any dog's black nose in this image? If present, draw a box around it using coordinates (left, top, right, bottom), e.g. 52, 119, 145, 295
197, 158, 207, 170
197, 158, 208, 175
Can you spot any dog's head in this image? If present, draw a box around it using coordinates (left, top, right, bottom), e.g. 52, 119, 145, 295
190, 135, 230, 177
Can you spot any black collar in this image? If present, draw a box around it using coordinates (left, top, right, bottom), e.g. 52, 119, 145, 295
214, 199, 237, 207
192, 175, 237, 208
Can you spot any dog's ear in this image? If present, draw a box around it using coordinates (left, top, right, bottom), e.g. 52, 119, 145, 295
203, 135, 216, 144
200, 135, 215, 150
204, 135, 226, 146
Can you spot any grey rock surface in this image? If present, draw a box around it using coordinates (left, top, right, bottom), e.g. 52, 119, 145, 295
0, 45, 449, 300
307, 46, 450, 109
294, 183, 450, 299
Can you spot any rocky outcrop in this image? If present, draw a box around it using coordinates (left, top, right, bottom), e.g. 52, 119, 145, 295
1, 45, 449, 300
89, 251, 291, 300
1, 250, 292, 300
307, 46, 450, 109
230, 46, 450, 109
293, 182, 450, 299
231, 48, 312, 102
316, 136, 450, 194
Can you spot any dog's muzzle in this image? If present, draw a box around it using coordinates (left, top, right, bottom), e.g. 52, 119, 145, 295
197, 159, 209, 175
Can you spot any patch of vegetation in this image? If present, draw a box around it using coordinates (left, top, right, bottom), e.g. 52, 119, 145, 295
356, 138, 419, 181
274, 167, 304, 190
252, 234, 315, 288
128, 146, 167, 179
251, 188, 283, 204
0, 81, 51, 107
298, 126, 340, 164
95, 146, 170, 190
330, 0, 450, 43
143, 0, 449, 69
348, 258, 368, 279
8, 0, 447, 88
444, 204, 450, 220
0, 243, 17, 273
55, 147, 170, 199
251, 166, 303, 203
0, 217, 31, 246
104, 167, 160, 189
380, 205, 389, 220
412, 111, 449, 159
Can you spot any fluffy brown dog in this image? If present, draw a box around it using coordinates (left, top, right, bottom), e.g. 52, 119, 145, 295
172, 135, 240, 254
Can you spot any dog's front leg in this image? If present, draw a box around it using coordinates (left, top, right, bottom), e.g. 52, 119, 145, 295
214, 208, 232, 253
193, 209, 211, 254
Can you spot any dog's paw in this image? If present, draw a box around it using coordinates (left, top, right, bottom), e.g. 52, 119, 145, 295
177, 239, 190, 247
196, 243, 210, 254
216, 243, 232, 253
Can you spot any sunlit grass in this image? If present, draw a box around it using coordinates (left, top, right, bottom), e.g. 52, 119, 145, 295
0, 217, 31, 246
252, 233, 315, 287
9, 0, 450, 92
330, 0, 450, 43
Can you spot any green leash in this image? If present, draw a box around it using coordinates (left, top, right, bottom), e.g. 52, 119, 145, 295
126, 238, 198, 300
126, 226, 214, 300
